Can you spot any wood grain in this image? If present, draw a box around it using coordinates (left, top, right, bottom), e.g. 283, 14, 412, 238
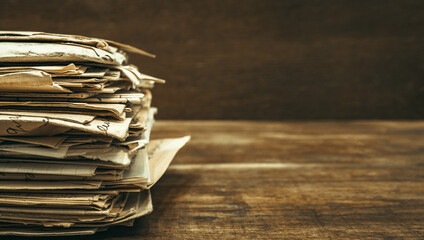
0, 0, 423, 119
9, 120, 424, 239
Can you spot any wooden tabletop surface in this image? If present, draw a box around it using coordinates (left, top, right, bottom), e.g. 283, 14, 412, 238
17, 120, 424, 239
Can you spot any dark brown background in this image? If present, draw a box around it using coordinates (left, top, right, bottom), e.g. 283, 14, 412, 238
0, 0, 423, 120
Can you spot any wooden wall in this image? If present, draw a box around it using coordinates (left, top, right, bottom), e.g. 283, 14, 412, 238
0, 0, 423, 120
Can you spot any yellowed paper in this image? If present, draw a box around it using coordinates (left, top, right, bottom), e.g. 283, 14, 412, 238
147, 136, 191, 188
0, 71, 71, 93
0, 42, 126, 65
0, 163, 97, 176
0, 114, 133, 140
0, 31, 154, 57
0, 181, 102, 190
0, 101, 126, 119
0, 110, 96, 124
0, 92, 97, 98
0, 136, 67, 148
0, 193, 115, 208
0, 227, 99, 237
0, 63, 87, 75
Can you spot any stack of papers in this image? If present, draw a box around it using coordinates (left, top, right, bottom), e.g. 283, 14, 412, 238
0, 31, 189, 236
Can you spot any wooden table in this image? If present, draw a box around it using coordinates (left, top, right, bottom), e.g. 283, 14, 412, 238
17, 121, 424, 239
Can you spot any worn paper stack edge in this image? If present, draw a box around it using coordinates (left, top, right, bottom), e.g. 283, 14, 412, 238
0, 31, 189, 236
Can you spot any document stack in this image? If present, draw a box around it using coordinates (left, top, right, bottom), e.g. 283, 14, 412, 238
0, 31, 189, 236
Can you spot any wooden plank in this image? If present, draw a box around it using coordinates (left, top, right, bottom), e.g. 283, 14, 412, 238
137, 120, 424, 239
4, 120, 424, 239
152, 120, 424, 166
